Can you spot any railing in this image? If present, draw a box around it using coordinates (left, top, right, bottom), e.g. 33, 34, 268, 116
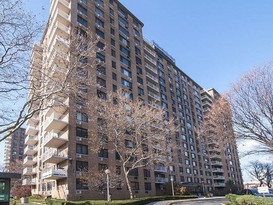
144, 55, 156, 65
147, 82, 159, 92
148, 91, 160, 100
146, 73, 158, 82
145, 63, 158, 74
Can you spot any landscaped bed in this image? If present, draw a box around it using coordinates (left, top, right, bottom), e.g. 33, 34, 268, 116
45, 195, 197, 205
226, 194, 273, 205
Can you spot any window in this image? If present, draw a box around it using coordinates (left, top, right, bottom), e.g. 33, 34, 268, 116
110, 18, 115, 25
133, 28, 140, 37
95, 7, 104, 17
97, 77, 106, 88
111, 39, 115, 46
134, 38, 140, 46
95, 17, 104, 28
131, 182, 139, 190
96, 41, 105, 50
76, 144, 88, 155
135, 47, 141, 56
109, 0, 113, 5
97, 90, 106, 99
119, 35, 129, 46
76, 178, 88, 190
112, 61, 116, 69
120, 45, 130, 56
121, 78, 132, 89
77, 16, 87, 27
120, 56, 131, 67
96, 28, 105, 39
96, 53, 105, 62
160, 85, 166, 92
111, 49, 116, 57
109, 8, 114, 15
112, 72, 117, 80
159, 77, 165, 84
76, 161, 88, 171
121, 67, 131, 78
145, 183, 152, 190
128, 168, 138, 176
118, 7, 127, 17
136, 66, 142, 74
110, 28, 115, 35
96, 0, 104, 7
78, 4, 87, 16
119, 15, 128, 27
137, 77, 143, 84
136, 57, 142, 65
119, 25, 129, 37
186, 168, 191, 174
76, 127, 88, 138
97, 66, 106, 75
162, 102, 168, 109
138, 87, 144, 96
113, 84, 117, 92
144, 169, 150, 177
76, 112, 88, 123
98, 149, 108, 158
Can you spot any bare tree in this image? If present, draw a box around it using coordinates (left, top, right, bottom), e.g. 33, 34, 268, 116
0, 0, 100, 141
247, 160, 273, 187
5, 159, 23, 173
79, 167, 124, 193
229, 65, 273, 155
88, 91, 177, 199
198, 95, 235, 147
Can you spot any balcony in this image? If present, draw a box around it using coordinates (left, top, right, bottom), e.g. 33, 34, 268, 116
154, 166, 167, 173
211, 161, 223, 166
144, 54, 156, 65
148, 102, 160, 110
213, 175, 225, 180
48, 35, 69, 61
155, 177, 168, 184
214, 183, 226, 187
42, 168, 67, 180
26, 124, 39, 136
27, 114, 39, 125
45, 97, 69, 116
212, 168, 224, 173
145, 64, 157, 76
144, 46, 156, 57
50, 0, 71, 15
23, 167, 36, 176
148, 91, 160, 101
146, 73, 158, 83
44, 112, 69, 132
44, 130, 68, 148
43, 149, 68, 164
22, 178, 36, 186
210, 154, 222, 159
25, 135, 38, 146
23, 156, 36, 166
147, 82, 159, 92
24, 145, 38, 155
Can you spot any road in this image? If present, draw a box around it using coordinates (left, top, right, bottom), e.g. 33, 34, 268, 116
171, 197, 228, 205
147, 197, 228, 205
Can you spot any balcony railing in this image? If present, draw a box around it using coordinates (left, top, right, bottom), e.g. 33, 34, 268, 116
147, 82, 159, 92
44, 112, 69, 132
42, 168, 67, 180
146, 73, 158, 83
154, 166, 167, 172
145, 63, 158, 74
155, 177, 168, 183
43, 149, 68, 164
148, 91, 160, 100
25, 135, 38, 146
44, 130, 69, 148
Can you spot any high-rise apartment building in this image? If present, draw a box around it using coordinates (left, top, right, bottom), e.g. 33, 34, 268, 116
4, 128, 26, 171
23, 0, 243, 200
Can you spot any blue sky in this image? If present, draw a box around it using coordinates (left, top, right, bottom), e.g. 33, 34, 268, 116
1, 0, 273, 181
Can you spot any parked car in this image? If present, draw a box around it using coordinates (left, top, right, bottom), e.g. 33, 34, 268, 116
242, 188, 273, 197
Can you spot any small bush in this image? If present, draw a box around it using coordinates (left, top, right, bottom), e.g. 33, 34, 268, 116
226, 194, 273, 205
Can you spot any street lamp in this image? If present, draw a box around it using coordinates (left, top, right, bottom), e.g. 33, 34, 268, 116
105, 169, 111, 201
170, 177, 174, 197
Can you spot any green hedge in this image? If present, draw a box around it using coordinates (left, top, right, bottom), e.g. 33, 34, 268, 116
226, 194, 273, 205
45, 195, 197, 205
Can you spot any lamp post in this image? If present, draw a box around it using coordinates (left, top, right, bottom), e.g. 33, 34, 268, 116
170, 177, 174, 197
105, 169, 111, 201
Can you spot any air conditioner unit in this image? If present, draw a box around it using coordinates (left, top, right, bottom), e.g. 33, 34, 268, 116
77, 121, 82, 125
76, 154, 82, 158
76, 137, 82, 141
99, 157, 104, 161
76, 190, 82, 194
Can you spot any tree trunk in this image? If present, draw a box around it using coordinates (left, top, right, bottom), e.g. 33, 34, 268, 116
123, 168, 134, 199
